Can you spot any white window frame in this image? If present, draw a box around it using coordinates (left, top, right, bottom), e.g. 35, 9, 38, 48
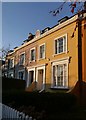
18, 69, 25, 80
29, 47, 36, 62
54, 34, 67, 56
8, 71, 14, 78
19, 52, 25, 65
51, 59, 68, 89
27, 68, 35, 87
38, 43, 45, 60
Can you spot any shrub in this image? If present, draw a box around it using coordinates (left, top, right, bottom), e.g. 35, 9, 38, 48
2, 77, 26, 92
3, 91, 77, 113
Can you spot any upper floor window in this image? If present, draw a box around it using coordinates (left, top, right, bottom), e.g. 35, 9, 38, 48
39, 44, 45, 59
9, 58, 14, 68
19, 53, 25, 65
55, 34, 67, 55
30, 48, 35, 62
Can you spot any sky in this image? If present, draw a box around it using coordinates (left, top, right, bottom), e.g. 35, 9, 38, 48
2, 1, 84, 50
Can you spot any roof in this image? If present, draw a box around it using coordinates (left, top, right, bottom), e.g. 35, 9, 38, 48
8, 10, 86, 54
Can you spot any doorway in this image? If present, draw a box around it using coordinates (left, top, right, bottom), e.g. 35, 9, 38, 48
37, 69, 44, 90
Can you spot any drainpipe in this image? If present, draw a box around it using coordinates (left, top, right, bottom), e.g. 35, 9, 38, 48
77, 1, 86, 105
77, 11, 83, 105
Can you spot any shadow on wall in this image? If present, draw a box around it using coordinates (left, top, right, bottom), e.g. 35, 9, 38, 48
5, 57, 28, 85
70, 80, 86, 106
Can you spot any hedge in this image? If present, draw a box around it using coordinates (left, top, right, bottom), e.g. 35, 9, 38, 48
2, 91, 77, 113
2, 77, 26, 92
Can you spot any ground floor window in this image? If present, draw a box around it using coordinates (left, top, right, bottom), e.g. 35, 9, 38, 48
18, 70, 25, 80
8, 72, 14, 78
3, 73, 7, 77
52, 61, 68, 88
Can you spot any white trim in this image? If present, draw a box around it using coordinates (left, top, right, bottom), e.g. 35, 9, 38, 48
19, 52, 25, 56
51, 58, 69, 88
27, 68, 35, 87
54, 33, 68, 56
8, 71, 14, 78
11, 57, 14, 68
28, 68, 35, 82
54, 34, 67, 41
29, 47, 36, 62
14, 14, 78, 52
66, 33, 68, 53
52, 59, 68, 66
27, 63, 46, 69
51, 57, 69, 64
10, 15, 84, 53
38, 43, 46, 60
36, 65, 45, 90
27, 64, 46, 88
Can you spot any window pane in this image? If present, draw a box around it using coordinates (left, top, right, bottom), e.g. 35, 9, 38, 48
20, 54, 25, 65
53, 63, 67, 88
55, 35, 67, 54
55, 40, 57, 54
53, 66, 56, 86
64, 64, 67, 86
19, 71, 24, 80
64, 36, 66, 52
40, 45, 45, 58
58, 38, 63, 53
9, 59, 14, 68
31, 49, 35, 61
57, 65, 63, 86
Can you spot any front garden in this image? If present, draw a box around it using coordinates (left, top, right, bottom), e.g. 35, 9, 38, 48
2, 90, 86, 120
2, 77, 86, 120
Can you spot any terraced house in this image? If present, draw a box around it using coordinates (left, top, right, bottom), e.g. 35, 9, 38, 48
3, 10, 86, 92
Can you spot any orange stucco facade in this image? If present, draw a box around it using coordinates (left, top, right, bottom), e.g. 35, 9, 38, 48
3, 11, 86, 92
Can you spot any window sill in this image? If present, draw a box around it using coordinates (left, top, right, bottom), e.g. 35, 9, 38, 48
19, 64, 25, 66
29, 60, 36, 63
9, 67, 14, 69
38, 57, 45, 61
53, 51, 68, 57
51, 86, 69, 90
